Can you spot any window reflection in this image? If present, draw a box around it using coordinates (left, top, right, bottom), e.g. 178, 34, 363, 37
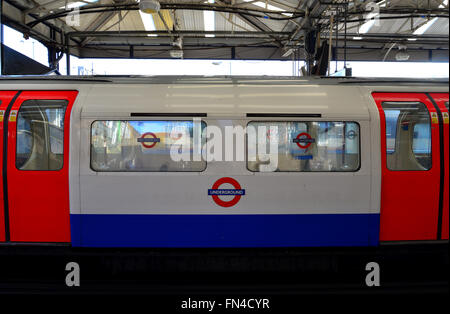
91, 120, 206, 172
16, 100, 67, 171
382, 102, 432, 171
247, 121, 360, 172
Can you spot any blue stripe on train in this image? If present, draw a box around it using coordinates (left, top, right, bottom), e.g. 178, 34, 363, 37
70, 213, 380, 247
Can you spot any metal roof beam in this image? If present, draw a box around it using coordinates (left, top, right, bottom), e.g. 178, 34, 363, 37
81, 37, 283, 45
71, 44, 448, 61
69, 30, 292, 37
79, 11, 118, 46
235, 14, 284, 47
283, 0, 328, 49
25, 0, 98, 14
333, 33, 449, 40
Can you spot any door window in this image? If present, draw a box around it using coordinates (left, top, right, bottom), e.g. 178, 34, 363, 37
16, 100, 68, 171
382, 102, 432, 171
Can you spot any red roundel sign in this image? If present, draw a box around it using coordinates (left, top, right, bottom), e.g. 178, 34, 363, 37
294, 132, 315, 149
208, 177, 246, 208
138, 132, 160, 148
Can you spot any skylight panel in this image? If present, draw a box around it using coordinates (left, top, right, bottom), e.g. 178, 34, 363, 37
204, 0, 215, 38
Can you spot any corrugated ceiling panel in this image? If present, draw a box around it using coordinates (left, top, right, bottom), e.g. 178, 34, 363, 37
337, 16, 449, 35
215, 12, 257, 32
395, 17, 432, 33
425, 18, 449, 34
261, 18, 289, 32
98, 10, 146, 32
177, 10, 204, 31
152, 10, 174, 31
126, 11, 146, 31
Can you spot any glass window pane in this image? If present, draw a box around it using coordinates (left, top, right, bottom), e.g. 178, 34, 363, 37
247, 121, 360, 172
385, 110, 400, 154
382, 102, 431, 171
16, 100, 68, 171
91, 120, 207, 172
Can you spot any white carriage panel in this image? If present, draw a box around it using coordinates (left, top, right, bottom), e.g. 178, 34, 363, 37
79, 173, 371, 215
68, 85, 93, 216
78, 116, 371, 215
80, 83, 370, 120
358, 86, 382, 215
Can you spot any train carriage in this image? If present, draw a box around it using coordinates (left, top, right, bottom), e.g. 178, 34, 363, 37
0, 76, 448, 248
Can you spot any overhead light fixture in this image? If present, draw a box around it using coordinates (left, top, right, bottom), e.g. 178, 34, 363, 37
243, 0, 293, 16
359, 20, 375, 34
170, 50, 184, 58
139, 8, 157, 37
353, 36, 363, 40
173, 37, 183, 49
59, 0, 97, 9
358, 6, 379, 34
395, 51, 410, 61
139, 0, 161, 14
395, 45, 410, 61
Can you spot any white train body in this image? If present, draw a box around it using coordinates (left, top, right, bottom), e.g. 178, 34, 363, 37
0, 77, 448, 247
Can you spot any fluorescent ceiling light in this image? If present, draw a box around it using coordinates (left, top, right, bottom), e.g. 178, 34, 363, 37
246, 0, 283, 12
358, 8, 379, 34
59, 0, 97, 9
359, 20, 375, 34
204, 0, 215, 38
413, 17, 438, 35
139, 10, 158, 37
282, 48, 294, 57
140, 0, 161, 14
353, 36, 363, 40
243, 0, 293, 16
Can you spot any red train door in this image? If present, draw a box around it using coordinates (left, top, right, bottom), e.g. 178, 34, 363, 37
428, 93, 449, 240
0, 91, 20, 242
5, 91, 77, 242
373, 93, 442, 241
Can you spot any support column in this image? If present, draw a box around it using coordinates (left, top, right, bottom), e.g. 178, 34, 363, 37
66, 34, 71, 75
1, 0, 3, 75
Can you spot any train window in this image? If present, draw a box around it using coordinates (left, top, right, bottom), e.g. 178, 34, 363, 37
16, 100, 68, 171
382, 102, 431, 171
385, 110, 400, 153
91, 120, 207, 172
247, 121, 360, 172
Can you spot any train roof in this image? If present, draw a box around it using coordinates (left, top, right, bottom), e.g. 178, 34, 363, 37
0, 75, 449, 86
1, 75, 448, 119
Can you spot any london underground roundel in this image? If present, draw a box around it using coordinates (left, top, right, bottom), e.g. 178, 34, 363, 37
138, 132, 160, 148
208, 177, 245, 208
293, 132, 315, 149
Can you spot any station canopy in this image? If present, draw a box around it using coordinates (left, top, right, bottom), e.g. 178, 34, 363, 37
2, 0, 449, 61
